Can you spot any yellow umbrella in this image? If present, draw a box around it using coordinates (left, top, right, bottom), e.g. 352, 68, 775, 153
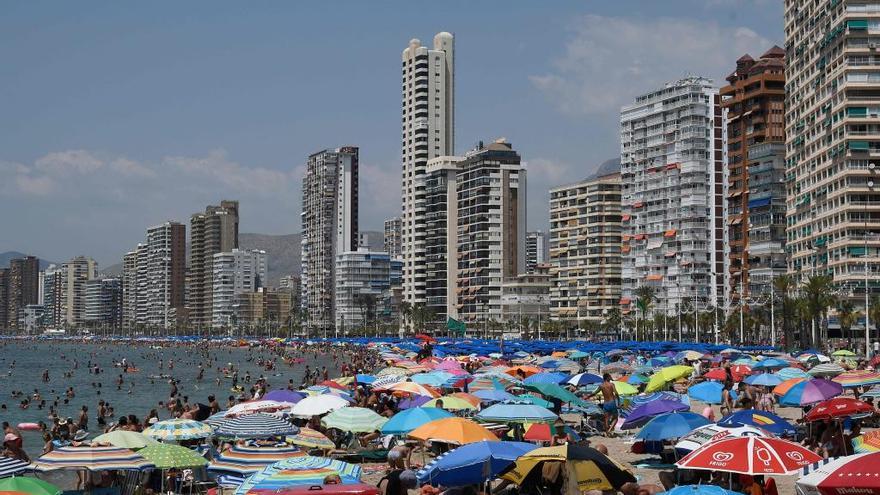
613, 381, 639, 396
502, 444, 635, 491
423, 396, 478, 410
646, 365, 694, 393
408, 417, 498, 445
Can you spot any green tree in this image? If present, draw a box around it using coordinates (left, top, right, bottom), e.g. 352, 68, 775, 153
802, 275, 836, 349
836, 299, 859, 339
773, 275, 797, 350
633, 286, 656, 341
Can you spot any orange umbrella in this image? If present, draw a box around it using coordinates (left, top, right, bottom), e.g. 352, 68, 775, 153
551, 351, 567, 358
773, 377, 807, 396
408, 417, 499, 445
446, 392, 481, 407
505, 365, 542, 378
384, 381, 440, 398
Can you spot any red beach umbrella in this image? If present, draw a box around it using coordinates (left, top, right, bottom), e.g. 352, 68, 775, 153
676, 436, 821, 475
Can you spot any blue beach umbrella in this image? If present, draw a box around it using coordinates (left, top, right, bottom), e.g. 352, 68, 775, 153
744, 373, 783, 387
659, 485, 744, 495
635, 412, 711, 441
355, 374, 376, 384
507, 394, 553, 409
777, 367, 810, 380
687, 381, 725, 404
412, 372, 455, 387
567, 372, 603, 387
417, 441, 537, 486
753, 358, 789, 370
717, 409, 796, 436
473, 389, 516, 402
627, 374, 650, 385
523, 372, 569, 385
475, 403, 558, 423
621, 400, 690, 430
382, 407, 454, 435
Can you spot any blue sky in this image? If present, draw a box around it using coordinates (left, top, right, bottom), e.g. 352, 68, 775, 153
0, 0, 783, 266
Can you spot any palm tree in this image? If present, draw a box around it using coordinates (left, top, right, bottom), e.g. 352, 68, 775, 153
604, 307, 621, 336
837, 299, 859, 339
773, 275, 797, 349
633, 286, 656, 341
399, 301, 412, 332
802, 275, 836, 349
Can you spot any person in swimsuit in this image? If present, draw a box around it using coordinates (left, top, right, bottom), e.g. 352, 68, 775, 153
599, 373, 619, 436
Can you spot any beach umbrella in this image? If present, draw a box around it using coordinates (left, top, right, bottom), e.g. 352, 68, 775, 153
354, 374, 376, 384
0, 478, 61, 495
225, 400, 289, 417
863, 386, 880, 399
509, 394, 553, 408
475, 403, 558, 423
370, 374, 405, 390
408, 417, 499, 445
321, 407, 387, 433
417, 440, 537, 486
376, 366, 412, 377
796, 451, 880, 495
523, 372, 569, 385
214, 413, 298, 439
234, 456, 361, 495
613, 381, 639, 396
607, 349, 629, 357
501, 444, 636, 492
804, 397, 874, 422
779, 378, 843, 406
143, 418, 213, 441
621, 400, 689, 430
659, 486, 742, 495
753, 358, 789, 370
505, 365, 543, 378
138, 443, 208, 469
32, 446, 154, 472
262, 390, 307, 404
522, 382, 586, 406
627, 374, 650, 385
777, 367, 810, 380
808, 363, 846, 377
209, 444, 304, 475
677, 351, 705, 362
796, 453, 880, 495
569, 350, 589, 359
473, 389, 516, 402
424, 396, 478, 411
635, 412, 711, 441
0, 457, 33, 478
717, 409, 795, 436
286, 428, 335, 450
773, 377, 807, 396
831, 349, 856, 357
852, 429, 880, 453
398, 395, 432, 409
469, 376, 515, 392
833, 370, 880, 387
744, 373, 784, 387
289, 395, 349, 417
674, 423, 767, 454
646, 365, 694, 392
381, 381, 441, 398
688, 381, 726, 404
93, 430, 159, 450
382, 408, 454, 435
676, 436, 820, 475
411, 372, 454, 387
603, 363, 633, 375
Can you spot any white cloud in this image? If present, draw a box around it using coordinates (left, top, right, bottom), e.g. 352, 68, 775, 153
530, 15, 774, 115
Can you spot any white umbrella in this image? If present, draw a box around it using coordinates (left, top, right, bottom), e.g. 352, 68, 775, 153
674, 423, 767, 453
795, 454, 871, 495
290, 395, 349, 418
225, 400, 289, 417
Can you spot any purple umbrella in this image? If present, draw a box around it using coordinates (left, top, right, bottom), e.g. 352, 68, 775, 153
621, 399, 690, 430
398, 395, 432, 409
779, 378, 843, 406
263, 390, 306, 404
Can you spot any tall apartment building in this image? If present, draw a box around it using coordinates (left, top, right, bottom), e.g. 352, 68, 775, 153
425, 156, 463, 323
140, 222, 186, 329
42, 264, 65, 328
4, 256, 39, 330
620, 77, 726, 333
62, 256, 97, 328
401, 32, 455, 313
211, 249, 267, 329
784, 0, 880, 328
383, 217, 403, 259
721, 48, 787, 305
549, 171, 623, 323
121, 248, 139, 330
0, 269, 7, 329
335, 248, 396, 333
456, 140, 527, 322
189, 201, 239, 330
236, 289, 293, 328
300, 147, 359, 334
525, 231, 549, 273
84, 278, 122, 329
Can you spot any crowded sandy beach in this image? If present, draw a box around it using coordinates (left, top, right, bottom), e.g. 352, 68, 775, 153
0, 336, 877, 495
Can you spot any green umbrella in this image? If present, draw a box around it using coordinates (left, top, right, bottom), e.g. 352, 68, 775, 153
0, 477, 62, 495
321, 406, 388, 433
523, 383, 588, 407
137, 444, 207, 469
93, 430, 159, 450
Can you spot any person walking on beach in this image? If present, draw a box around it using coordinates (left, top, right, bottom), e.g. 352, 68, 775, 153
599, 373, 618, 436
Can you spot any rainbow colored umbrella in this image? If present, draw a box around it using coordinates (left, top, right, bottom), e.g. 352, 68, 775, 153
143, 418, 213, 441
33, 446, 155, 471
209, 444, 304, 475
833, 370, 880, 388
779, 378, 843, 406
286, 428, 335, 450
234, 456, 361, 495
852, 429, 880, 453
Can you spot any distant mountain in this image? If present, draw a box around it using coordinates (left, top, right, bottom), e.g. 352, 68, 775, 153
0, 251, 54, 270
102, 230, 385, 287
587, 157, 621, 179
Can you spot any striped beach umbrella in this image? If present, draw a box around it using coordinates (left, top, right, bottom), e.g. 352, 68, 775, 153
808, 362, 846, 377
234, 456, 361, 495
92, 430, 158, 450
209, 444, 305, 475
214, 413, 298, 439
286, 428, 335, 450
32, 446, 155, 472
776, 367, 810, 380
225, 400, 290, 417
853, 429, 880, 453
833, 370, 880, 388
321, 407, 387, 433
143, 418, 213, 441
0, 456, 30, 477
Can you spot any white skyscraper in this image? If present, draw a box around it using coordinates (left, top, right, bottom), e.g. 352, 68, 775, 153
212, 249, 267, 329
401, 32, 455, 315
620, 77, 727, 341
